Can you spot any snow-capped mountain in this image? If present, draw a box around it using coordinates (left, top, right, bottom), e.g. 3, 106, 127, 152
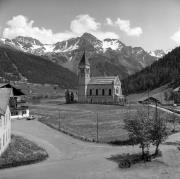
0, 33, 165, 79
149, 49, 165, 58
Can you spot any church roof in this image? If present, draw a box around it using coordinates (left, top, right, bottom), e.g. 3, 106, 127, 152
89, 76, 118, 85
0, 88, 12, 115
79, 52, 90, 66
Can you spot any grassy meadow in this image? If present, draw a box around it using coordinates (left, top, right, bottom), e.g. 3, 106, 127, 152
29, 100, 158, 143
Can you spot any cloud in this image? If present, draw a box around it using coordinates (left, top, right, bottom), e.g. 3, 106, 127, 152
115, 18, 142, 36
70, 14, 100, 34
106, 17, 143, 37
70, 15, 119, 39
106, 18, 113, 26
171, 27, 180, 44
3, 14, 119, 43
3, 15, 74, 43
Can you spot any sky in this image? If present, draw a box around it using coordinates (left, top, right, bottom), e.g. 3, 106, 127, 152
0, 0, 180, 51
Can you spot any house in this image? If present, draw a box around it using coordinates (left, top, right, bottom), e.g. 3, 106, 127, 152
0, 88, 12, 156
78, 52, 124, 104
0, 83, 29, 119
139, 97, 161, 105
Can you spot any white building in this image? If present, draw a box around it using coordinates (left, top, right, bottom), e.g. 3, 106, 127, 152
78, 52, 124, 104
0, 88, 12, 156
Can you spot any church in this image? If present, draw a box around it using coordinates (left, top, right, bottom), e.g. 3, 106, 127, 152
78, 52, 124, 104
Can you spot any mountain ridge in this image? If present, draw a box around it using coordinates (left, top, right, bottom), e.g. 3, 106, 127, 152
0, 33, 166, 80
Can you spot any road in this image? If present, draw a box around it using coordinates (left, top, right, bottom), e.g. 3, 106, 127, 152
0, 119, 180, 179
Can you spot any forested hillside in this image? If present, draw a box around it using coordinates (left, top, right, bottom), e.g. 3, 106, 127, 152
122, 47, 180, 94
0, 43, 77, 88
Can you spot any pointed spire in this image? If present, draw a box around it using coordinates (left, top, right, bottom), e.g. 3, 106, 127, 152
79, 51, 90, 66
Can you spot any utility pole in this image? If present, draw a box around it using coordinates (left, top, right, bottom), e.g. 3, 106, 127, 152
148, 87, 150, 120
58, 111, 61, 130
96, 113, 99, 142
155, 101, 158, 122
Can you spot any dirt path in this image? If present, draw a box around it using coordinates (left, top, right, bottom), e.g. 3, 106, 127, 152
0, 119, 180, 179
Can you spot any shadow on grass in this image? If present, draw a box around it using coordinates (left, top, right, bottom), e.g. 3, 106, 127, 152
164, 141, 180, 146
107, 151, 162, 169
108, 138, 138, 146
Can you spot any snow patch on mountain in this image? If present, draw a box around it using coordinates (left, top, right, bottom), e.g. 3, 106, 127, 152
44, 44, 55, 52
149, 49, 165, 58
102, 39, 124, 52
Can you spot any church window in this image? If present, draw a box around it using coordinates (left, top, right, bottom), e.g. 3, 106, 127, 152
109, 89, 112, 96
116, 87, 119, 94
96, 89, 98, 96
102, 89, 105, 96
90, 89, 92, 96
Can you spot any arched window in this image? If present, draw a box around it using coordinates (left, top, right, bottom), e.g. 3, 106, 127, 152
96, 89, 98, 96
109, 89, 111, 96
90, 89, 92, 96
116, 87, 119, 94
102, 89, 105, 96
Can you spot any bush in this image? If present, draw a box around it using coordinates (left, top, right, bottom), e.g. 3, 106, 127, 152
0, 135, 48, 169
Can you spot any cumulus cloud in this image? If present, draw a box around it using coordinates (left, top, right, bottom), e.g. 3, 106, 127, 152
115, 18, 142, 36
3, 14, 119, 43
106, 18, 113, 26
171, 27, 180, 44
70, 14, 100, 34
3, 15, 74, 43
106, 17, 143, 37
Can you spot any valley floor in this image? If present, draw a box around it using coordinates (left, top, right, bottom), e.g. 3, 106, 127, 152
0, 118, 180, 179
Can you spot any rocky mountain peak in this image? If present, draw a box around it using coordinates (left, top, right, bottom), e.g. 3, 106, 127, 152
149, 49, 165, 58
13, 36, 43, 46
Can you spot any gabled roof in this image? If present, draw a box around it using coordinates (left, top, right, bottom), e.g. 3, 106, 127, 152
0, 83, 25, 96
0, 88, 12, 115
79, 52, 90, 66
88, 76, 118, 85
173, 87, 180, 92
0, 83, 9, 88
139, 97, 161, 104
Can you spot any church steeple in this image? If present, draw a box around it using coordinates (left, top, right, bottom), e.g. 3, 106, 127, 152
78, 51, 90, 103
79, 51, 90, 67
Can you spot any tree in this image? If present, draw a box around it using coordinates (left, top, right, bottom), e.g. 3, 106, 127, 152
124, 108, 169, 157
65, 89, 70, 104
148, 111, 168, 155
124, 110, 151, 158
70, 92, 74, 103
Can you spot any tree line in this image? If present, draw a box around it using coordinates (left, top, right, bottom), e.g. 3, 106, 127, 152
122, 47, 180, 95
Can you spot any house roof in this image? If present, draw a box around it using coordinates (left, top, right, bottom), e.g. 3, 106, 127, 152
139, 97, 161, 104
173, 87, 180, 92
0, 83, 8, 88
0, 83, 25, 96
0, 88, 12, 115
79, 52, 90, 66
88, 76, 118, 85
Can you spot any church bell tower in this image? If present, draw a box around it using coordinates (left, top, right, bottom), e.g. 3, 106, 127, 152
78, 52, 90, 103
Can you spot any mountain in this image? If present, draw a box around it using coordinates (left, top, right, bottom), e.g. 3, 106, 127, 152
0, 33, 165, 79
122, 47, 180, 95
0, 42, 77, 88
149, 49, 165, 58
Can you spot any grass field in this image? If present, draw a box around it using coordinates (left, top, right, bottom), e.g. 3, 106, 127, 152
0, 135, 48, 169
29, 100, 159, 143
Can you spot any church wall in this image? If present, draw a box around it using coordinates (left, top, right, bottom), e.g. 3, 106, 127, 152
86, 84, 114, 104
